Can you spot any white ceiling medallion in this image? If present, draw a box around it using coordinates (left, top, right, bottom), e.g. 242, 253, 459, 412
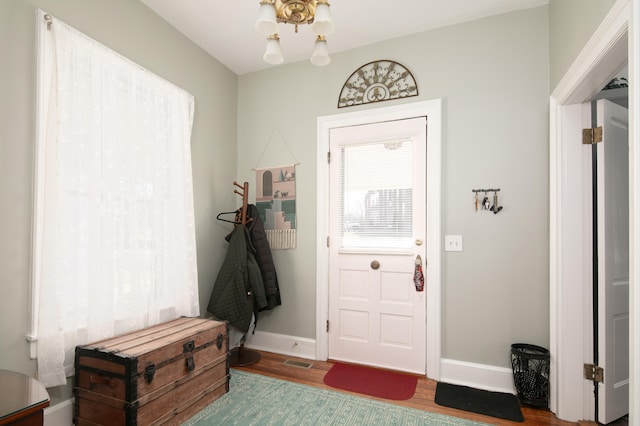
338, 60, 418, 108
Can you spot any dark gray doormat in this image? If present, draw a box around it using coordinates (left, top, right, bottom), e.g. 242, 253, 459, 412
435, 382, 524, 422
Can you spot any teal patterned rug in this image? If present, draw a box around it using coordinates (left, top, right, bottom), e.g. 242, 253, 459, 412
184, 369, 490, 426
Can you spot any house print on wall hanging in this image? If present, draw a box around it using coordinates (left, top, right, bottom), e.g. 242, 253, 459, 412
255, 165, 296, 249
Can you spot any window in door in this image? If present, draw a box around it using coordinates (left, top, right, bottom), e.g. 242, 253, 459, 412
339, 140, 413, 251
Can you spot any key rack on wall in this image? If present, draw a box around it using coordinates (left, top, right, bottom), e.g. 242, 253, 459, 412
472, 188, 503, 214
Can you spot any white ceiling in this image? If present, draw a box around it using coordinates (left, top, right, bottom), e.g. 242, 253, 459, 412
140, 0, 549, 75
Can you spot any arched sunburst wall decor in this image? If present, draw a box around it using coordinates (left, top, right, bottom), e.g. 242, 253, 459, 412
337, 60, 418, 108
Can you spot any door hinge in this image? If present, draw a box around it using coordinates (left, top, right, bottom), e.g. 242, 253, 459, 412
326, 236, 330, 247
326, 320, 329, 332
327, 151, 331, 163
584, 363, 604, 383
582, 127, 603, 145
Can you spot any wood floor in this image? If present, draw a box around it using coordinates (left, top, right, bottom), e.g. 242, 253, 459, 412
235, 350, 578, 426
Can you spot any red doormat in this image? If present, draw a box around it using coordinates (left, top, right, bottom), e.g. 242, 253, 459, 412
323, 362, 418, 400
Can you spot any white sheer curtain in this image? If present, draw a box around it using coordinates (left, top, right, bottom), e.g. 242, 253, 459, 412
33, 12, 199, 388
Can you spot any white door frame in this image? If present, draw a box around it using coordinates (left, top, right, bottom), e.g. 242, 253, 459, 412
316, 99, 442, 380
549, 0, 638, 421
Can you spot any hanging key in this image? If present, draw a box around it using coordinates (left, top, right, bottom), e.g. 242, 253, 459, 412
491, 191, 503, 214
482, 192, 490, 210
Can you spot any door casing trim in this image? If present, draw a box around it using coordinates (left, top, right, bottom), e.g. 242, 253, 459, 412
316, 99, 442, 379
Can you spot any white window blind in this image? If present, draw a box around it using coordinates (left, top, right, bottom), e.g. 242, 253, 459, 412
339, 140, 413, 251
30, 10, 199, 388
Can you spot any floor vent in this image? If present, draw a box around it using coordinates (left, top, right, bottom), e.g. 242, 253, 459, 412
283, 359, 314, 369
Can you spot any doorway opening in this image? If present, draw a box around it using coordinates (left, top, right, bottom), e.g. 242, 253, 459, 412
549, 0, 633, 422
587, 94, 630, 424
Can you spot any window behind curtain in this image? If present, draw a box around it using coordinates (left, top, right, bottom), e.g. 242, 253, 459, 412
30, 10, 199, 388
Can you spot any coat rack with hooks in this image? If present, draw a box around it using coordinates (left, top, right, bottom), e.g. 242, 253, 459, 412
229, 181, 261, 366
472, 188, 503, 214
211, 180, 282, 365
211, 181, 262, 366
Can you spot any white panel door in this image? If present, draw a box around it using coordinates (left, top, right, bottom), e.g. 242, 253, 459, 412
596, 99, 629, 424
328, 117, 426, 374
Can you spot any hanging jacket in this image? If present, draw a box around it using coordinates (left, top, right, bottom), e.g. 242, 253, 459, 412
207, 225, 267, 333
246, 204, 282, 310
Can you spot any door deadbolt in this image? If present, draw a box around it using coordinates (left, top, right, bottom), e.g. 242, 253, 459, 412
370, 260, 380, 270
415, 239, 423, 246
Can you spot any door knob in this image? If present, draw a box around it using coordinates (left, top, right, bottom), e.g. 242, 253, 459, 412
370, 260, 380, 270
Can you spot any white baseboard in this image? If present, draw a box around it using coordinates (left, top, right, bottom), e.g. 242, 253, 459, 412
440, 358, 517, 394
44, 398, 73, 426
244, 332, 516, 397
244, 330, 316, 360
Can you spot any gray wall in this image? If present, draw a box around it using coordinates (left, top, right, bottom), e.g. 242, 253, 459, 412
238, 6, 550, 368
548, 0, 617, 90
0, 0, 237, 386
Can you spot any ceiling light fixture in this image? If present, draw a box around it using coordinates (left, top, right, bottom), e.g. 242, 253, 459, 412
255, 0, 334, 66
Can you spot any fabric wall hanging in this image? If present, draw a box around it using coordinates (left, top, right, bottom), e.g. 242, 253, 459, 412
338, 60, 418, 108
255, 165, 297, 249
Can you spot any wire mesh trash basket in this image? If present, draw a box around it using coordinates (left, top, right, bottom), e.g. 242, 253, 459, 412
511, 343, 550, 407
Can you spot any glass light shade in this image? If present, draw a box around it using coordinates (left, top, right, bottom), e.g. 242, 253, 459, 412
263, 37, 284, 65
255, 3, 278, 35
310, 38, 330, 66
312, 3, 334, 35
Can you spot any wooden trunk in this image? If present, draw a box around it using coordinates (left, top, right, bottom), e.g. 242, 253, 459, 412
74, 317, 229, 426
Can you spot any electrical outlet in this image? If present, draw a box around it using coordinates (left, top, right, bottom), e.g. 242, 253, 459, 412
445, 235, 463, 252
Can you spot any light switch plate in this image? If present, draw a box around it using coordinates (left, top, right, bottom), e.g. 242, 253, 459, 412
445, 235, 463, 252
